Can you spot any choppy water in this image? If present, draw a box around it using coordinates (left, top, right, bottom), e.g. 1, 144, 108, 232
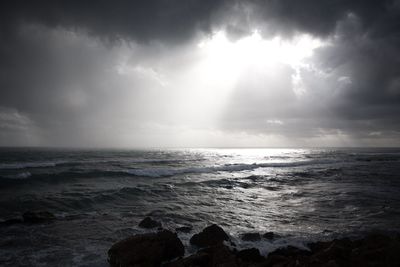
0, 147, 400, 266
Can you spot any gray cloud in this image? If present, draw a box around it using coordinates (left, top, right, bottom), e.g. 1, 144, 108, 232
0, 0, 399, 147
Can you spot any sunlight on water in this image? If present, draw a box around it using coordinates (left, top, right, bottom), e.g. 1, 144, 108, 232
0, 148, 400, 265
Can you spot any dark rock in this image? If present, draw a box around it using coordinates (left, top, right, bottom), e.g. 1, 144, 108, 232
350, 233, 400, 266
108, 230, 184, 267
201, 244, 239, 266
166, 244, 239, 267
266, 245, 311, 266
310, 239, 352, 266
166, 251, 211, 267
265, 254, 290, 266
269, 245, 311, 258
190, 224, 230, 248
241, 232, 261, 241
22, 211, 55, 223
138, 217, 162, 229
236, 248, 265, 262
263, 231, 275, 240
175, 226, 192, 233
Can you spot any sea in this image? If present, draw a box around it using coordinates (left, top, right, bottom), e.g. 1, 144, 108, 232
0, 147, 400, 266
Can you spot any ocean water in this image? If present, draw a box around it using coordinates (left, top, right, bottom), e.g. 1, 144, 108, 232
0, 147, 400, 266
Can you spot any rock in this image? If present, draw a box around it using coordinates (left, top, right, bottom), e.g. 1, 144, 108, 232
175, 226, 192, 233
138, 217, 162, 229
310, 239, 352, 266
269, 245, 311, 258
263, 231, 275, 240
266, 245, 311, 266
108, 230, 184, 267
236, 248, 265, 262
22, 211, 55, 223
190, 224, 230, 248
174, 244, 238, 267
241, 232, 261, 241
166, 251, 210, 267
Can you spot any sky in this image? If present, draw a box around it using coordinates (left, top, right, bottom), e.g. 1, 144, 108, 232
0, 0, 400, 148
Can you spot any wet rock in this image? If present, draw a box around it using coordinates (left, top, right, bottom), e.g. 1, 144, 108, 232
108, 230, 184, 267
166, 251, 210, 267
269, 245, 311, 258
168, 244, 239, 267
190, 224, 230, 248
175, 226, 192, 233
241, 232, 261, 241
265, 245, 311, 266
236, 248, 265, 262
22, 211, 55, 223
263, 231, 275, 240
350, 233, 400, 266
310, 239, 353, 266
138, 217, 162, 229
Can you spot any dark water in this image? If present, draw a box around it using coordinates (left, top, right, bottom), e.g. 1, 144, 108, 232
1, 148, 400, 266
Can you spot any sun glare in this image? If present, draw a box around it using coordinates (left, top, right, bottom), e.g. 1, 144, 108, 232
197, 30, 323, 85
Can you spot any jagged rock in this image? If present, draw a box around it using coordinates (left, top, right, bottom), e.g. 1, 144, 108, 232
236, 248, 265, 262
190, 224, 230, 248
263, 231, 275, 240
241, 232, 261, 241
108, 230, 184, 267
138, 217, 162, 229
175, 226, 192, 233
22, 211, 55, 223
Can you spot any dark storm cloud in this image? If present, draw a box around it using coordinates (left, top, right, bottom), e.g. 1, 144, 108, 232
0, 0, 399, 146
0, 0, 226, 43
218, 0, 400, 144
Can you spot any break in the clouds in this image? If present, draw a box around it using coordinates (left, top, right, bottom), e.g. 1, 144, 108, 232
0, 0, 399, 147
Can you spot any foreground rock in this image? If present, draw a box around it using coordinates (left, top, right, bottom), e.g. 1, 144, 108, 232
108, 230, 184, 267
22, 211, 55, 223
265, 232, 400, 267
108, 223, 400, 267
166, 244, 240, 267
190, 224, 230, 248
173, 232, 400, 267
138, 217, 162, 229
237, 248, 265, 263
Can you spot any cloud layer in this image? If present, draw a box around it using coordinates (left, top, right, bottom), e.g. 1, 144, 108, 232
0, 0, 399, 147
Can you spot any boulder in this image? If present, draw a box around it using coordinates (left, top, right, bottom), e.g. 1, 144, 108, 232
138, 217, 162, 229
241, 232, 261, 241
108, 230, 184, 267
167, 244, 238, 267
22, 211, 55, 223
236, 248, 265, 262
265, 245, 311, 266
190, 224, 230, 248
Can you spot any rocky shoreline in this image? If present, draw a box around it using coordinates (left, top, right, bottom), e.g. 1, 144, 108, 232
108, 217, 400, 267
2, 212, 399, 266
